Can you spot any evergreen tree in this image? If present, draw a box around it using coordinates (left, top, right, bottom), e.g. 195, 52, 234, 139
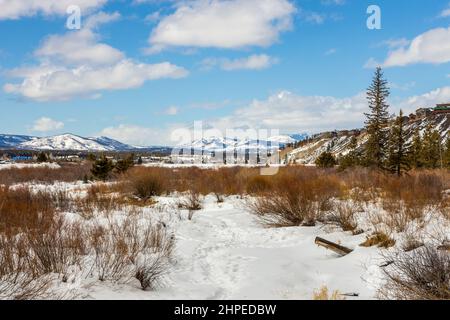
421, 124, 442, 169
86, 153, 97, 162
338, 136, 361, 170
409, 128, 423, 168
36, 152, 48, 163
115, 154, 134, 174
364, 67, 391, 169
137, 156, 143, 165
386, 110, 411, 176
91, 155, 113, 181
443, 133, 450, 168
315, 151, 337, 168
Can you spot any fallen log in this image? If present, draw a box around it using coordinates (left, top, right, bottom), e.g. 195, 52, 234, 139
315, 237, 353, 256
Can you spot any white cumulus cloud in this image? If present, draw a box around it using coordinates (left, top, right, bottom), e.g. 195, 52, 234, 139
0, 0, 106, 20
35, 29, 124, 66
3, 11, 188, 101
32, 117, 64, 132
379, 26, 450, 67
147, 0, 296, 53
4, 60, 188, 101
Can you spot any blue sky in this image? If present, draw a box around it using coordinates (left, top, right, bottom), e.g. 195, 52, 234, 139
0, 0, 450, 146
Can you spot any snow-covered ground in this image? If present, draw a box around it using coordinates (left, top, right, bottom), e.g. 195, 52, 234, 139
3, 181, 447, 300
66, 195, 383, 300
0, 162, 61, 170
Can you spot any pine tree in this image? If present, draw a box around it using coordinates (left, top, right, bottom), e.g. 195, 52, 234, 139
36, 152, 48, 163
386, 110, 411, 176
443, 133, 450, 168
409, 128, 423, 168
315, 151, 337, 168
91, 155, 113, 181
364, 67, 391, 169
87, 153, 97, 162
421, 124, 442, 169
115, 154, 134, 174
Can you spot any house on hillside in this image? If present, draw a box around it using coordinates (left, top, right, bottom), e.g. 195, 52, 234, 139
433, 103, 450, 114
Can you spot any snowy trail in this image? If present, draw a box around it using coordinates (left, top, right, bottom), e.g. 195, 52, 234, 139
161, 197, 381, 300
86, 196, 382, 300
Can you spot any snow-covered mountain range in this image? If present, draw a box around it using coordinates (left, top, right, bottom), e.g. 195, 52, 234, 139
0, 133, 145, 152
0, 132, 308, 153
176, 134, 308, 154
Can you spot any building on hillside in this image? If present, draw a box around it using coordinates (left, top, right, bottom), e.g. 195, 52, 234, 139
433, 103, 450, 114
416, 108, 433, 118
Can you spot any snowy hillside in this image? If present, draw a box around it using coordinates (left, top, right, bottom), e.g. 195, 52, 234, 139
289, 113, 450, 164
0, 134, 34, 148
0, 133, 151, 152
18, 134, 133, 151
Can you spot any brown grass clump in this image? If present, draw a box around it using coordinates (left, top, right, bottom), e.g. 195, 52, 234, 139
312, 286, 345, 300
360, 232, 395, 249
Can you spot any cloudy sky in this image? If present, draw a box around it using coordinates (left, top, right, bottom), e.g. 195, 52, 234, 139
1, 0, 450, 145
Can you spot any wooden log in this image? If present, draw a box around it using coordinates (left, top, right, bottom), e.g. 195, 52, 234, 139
315, 236, 353, 256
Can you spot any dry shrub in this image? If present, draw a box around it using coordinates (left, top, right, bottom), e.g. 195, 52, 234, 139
178, 190, 203, 212
127, 167, 168, 200
0, 187, 56, 235
74, 184, 127, 219
134, 250, 171, 291
26, 217, 86, 276
87, 216, 174, 284
248, 169, 342, 227
401, 231, 424, 252
246, 175, 272, 195
0, 162, 91, 186
88, 225, 134, 282
249, 191, 316, 227
360, 232, 395, 249
328, 202, 358, 232
379, 246, 450, 300
312, 286, 345, 300
0, 230, 60, 299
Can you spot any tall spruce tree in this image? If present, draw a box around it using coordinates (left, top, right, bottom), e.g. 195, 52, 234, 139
386, 110, 411, 176
421, 124, 442, 169
364, 67, 391, 169
409, 127, 423, 168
